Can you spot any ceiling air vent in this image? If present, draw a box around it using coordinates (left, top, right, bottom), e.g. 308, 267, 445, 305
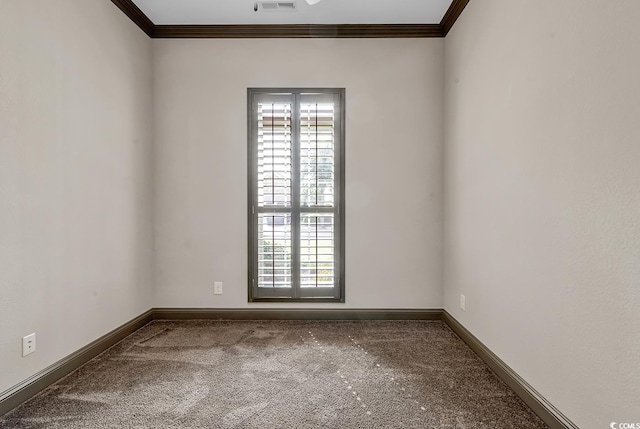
255, 1, 298, 12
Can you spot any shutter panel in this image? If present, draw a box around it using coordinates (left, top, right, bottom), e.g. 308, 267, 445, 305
257, 102, 292, 208
257, 102, 293, 289
300, 213, 334, 288
299, 100, 336, 291
300, 102, 335, 208
257, 213, 292, 288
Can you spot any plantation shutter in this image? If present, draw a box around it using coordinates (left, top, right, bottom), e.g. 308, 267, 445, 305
248, 89, 345, 301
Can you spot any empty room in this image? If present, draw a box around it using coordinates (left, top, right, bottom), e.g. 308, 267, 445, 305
0, 0, 638, 428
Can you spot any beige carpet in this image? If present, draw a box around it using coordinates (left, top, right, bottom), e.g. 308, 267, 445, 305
1, 320, 548, 428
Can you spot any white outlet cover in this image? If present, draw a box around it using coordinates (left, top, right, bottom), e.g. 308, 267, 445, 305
214, 281, 223, 295
22, 333, 36, 357
460, 294, 466, 311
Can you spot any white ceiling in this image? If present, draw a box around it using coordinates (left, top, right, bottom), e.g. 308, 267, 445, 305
131, 0, 454, 25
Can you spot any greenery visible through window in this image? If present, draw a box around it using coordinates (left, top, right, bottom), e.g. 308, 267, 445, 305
247, 88, 345, 301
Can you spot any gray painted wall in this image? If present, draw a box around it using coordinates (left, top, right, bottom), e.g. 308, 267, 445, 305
444, 1, 640, 427
152, 39, 445, 309
0, 0, 154, 395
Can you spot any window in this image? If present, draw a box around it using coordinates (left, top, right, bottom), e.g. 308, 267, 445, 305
248, 88, 345, 302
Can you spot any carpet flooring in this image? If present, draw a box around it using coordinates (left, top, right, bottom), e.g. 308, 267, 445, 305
1, 320, 548, 428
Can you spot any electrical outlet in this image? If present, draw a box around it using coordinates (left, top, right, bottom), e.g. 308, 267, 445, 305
22, 333, 36, 357
214, 281, 223, 295
460, 294, 466, 311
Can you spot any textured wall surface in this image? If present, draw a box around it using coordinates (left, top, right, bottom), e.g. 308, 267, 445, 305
444, 1, 640, 427
153, 39, 444, 309
0, 0, 154, 395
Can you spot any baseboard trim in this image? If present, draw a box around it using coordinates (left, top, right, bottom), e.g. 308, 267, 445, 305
152, 308, 442, 320
0, 309, 153, 417
442, 311, 578, 429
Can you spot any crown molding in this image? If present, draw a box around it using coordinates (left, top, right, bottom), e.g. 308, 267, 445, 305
110, 0, 154, 37
441, 0, 470, 36
111, 0, 469, 38
153, 24, 442, 39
